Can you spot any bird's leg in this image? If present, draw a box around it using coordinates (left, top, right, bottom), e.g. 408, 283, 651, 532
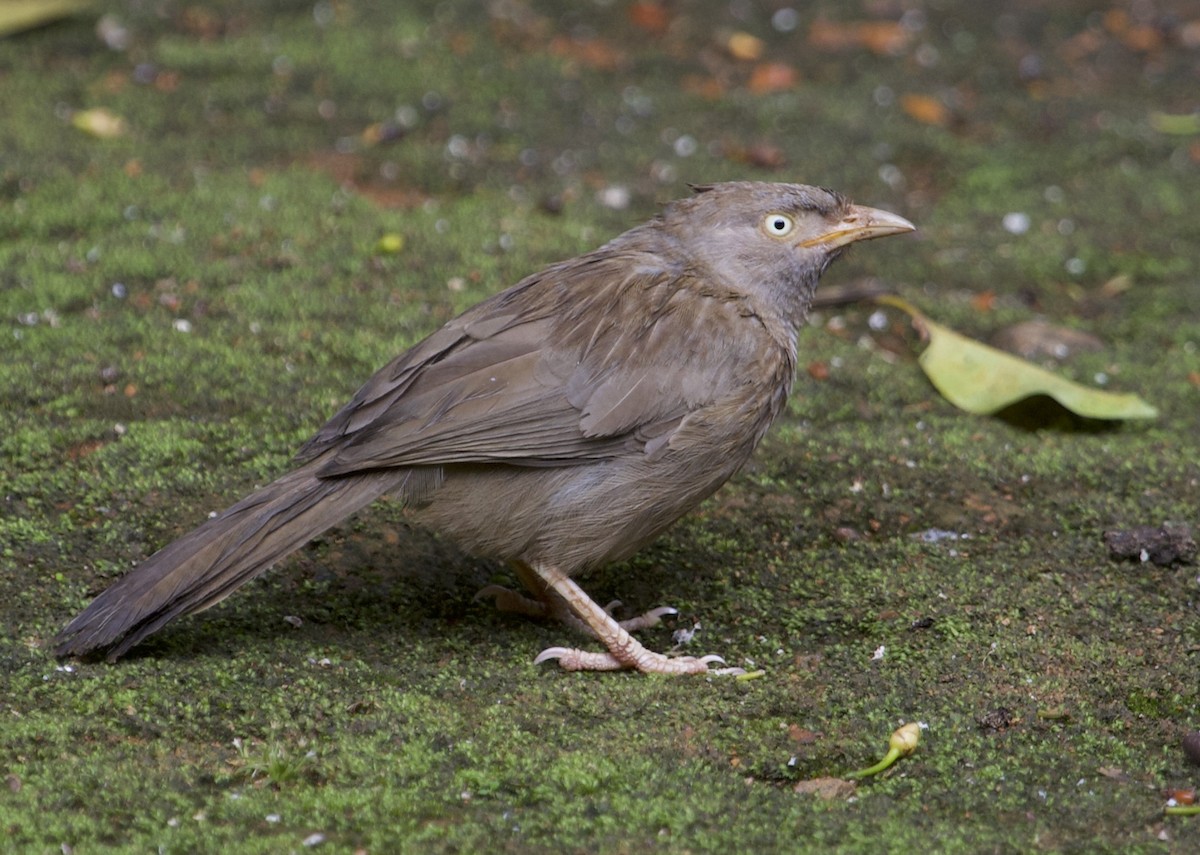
475, 561, 678, 636
523, 561, 739, 675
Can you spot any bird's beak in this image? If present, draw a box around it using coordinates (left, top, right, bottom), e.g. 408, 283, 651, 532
796, 204, 915, 251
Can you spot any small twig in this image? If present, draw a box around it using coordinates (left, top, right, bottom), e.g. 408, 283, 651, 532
810, 278, 896, 310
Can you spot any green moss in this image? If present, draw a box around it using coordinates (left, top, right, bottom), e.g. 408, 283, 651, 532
3, 1, 1199, 852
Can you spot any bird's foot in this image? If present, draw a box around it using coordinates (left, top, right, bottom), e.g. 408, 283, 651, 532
535, 645, 743, 675
512, 560, 743, 676
475, 585, 677, 634
474, 584, 548, 618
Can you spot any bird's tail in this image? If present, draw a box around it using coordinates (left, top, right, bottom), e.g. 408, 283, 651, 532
54, 460, 402, 661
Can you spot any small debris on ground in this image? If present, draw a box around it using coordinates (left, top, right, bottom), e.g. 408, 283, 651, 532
1104, 523, 1196, 566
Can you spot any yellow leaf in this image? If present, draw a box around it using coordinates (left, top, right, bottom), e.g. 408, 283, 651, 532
726, 31, 765, 61
877, 295, 1158, 420
374, 233, 405, 255
1150, 112, 1200, 135
72, 107, 126, 138
0, 0, 91, 38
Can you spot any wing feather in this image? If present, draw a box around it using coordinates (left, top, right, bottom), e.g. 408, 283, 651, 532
300, 244, 777, 478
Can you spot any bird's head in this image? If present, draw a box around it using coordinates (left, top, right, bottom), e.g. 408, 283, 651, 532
659, 181, 914, 321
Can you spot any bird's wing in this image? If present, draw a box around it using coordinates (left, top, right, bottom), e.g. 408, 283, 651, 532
299, 252, 773, 477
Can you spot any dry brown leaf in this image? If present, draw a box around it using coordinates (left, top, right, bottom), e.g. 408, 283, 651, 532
788, 724, 821, 745
794, 777, 856, 799
723, 141, 787, 170
970, 291, 996, 313
856, 21, 911, 55
808, 19, 854, 51
682, 74, 726, 100
809, 19, 911, 55
990, 320, 1104, 362
900, 93, 950, 126
747, 62, 797, 94
628, 2, 670, 35
548, 35, 625, 71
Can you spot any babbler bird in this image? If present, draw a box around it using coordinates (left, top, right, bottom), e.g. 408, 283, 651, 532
55, 182, 914, 674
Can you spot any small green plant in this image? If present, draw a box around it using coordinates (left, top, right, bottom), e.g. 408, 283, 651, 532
228, 736, 316, 786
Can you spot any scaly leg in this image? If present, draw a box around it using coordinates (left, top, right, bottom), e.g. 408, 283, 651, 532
475, 561, 678, 636
520, 560, 738, 675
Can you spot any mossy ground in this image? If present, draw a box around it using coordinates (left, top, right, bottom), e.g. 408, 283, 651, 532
2, 1, 1199, 852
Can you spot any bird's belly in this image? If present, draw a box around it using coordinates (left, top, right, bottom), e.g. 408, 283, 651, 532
410, 445, 753, 573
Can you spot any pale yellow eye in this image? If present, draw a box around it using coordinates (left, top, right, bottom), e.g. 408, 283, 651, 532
763, 212, 795, 238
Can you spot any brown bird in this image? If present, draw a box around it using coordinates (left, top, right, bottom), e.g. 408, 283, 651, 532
54, 182, 914, 673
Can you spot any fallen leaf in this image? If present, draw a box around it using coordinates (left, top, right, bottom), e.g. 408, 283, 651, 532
726, 31, 764, 61
747, 62, 797, 94
1150, 112, 1200, 135
809, 19, 911, 55
1166, 787, 1197, 804
723, 141, 787, 169
682, 74, 726, 100
990, 320, 1104, 362
876, 295, 1158, 420
901, 93, 950, 126
375, 233, 405, 255
0, 0, 90, 37
1102, 10, 1162, 50
628, 2, 670, 36
971, 291, 996, 313
856, 21, 911, 55
360, 122, 407, 146
548, 34, 625, 71
71, 107, 127, 138
788, 724, 821, 744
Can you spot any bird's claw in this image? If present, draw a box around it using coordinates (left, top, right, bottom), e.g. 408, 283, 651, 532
534, 645, 741, 675
617, 605, 677, 632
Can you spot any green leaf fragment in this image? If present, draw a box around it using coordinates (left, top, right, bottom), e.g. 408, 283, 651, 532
877, 296, 1158, 420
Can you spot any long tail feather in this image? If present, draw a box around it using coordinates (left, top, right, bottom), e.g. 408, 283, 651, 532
54, 461, 401, 660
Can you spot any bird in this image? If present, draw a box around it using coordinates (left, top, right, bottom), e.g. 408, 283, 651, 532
54, 181, 914, 674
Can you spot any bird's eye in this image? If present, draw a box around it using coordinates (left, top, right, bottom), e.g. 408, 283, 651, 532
763, 212, 795, 238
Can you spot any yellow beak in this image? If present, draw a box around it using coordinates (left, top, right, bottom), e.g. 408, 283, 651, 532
796, 204, 915, 250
